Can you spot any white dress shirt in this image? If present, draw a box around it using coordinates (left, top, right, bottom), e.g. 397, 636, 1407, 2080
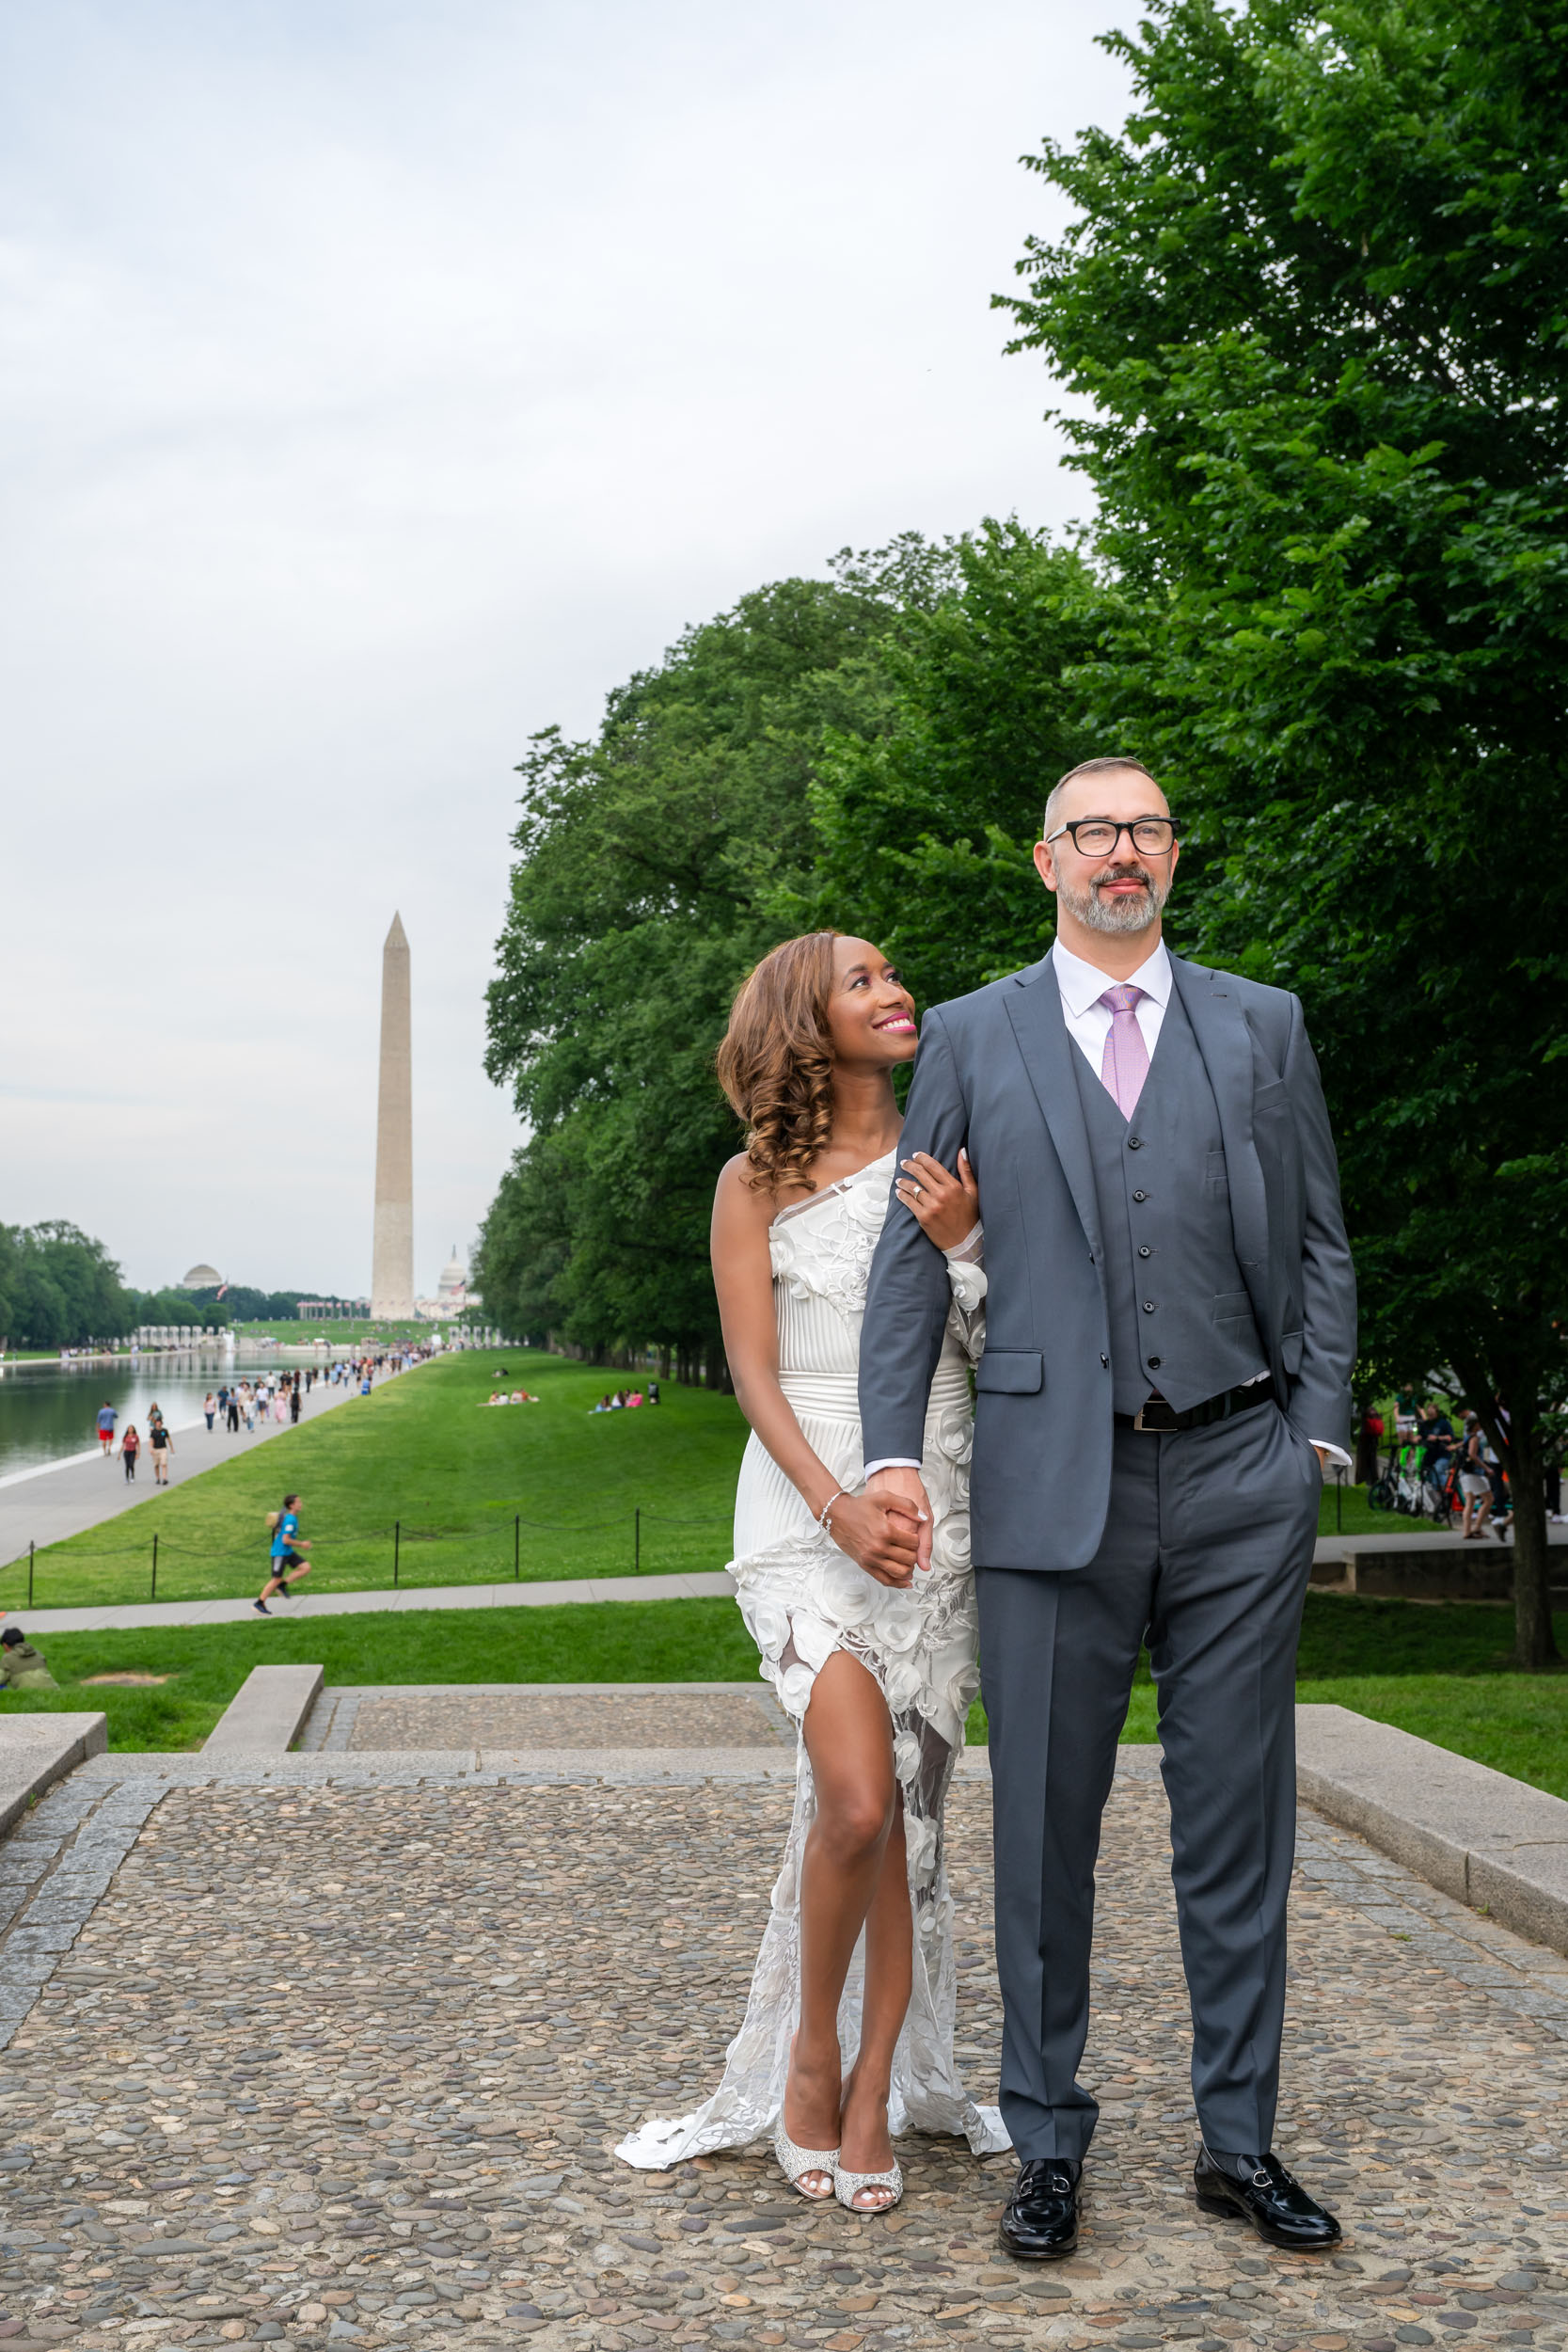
1051, 935, 1173, 1074
863, 934, 1348, 1476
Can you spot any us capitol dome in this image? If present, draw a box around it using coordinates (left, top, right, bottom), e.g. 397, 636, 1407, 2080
416, 1247, 471, 1321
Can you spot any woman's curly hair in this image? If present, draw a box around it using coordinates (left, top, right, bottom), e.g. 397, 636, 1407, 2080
716, 932, 841, 1193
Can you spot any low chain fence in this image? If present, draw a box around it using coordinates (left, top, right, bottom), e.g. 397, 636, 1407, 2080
3, 1504, 735, 1609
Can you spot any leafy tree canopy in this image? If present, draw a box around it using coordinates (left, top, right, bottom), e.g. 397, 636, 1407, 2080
480, 554, 955, 1365
1002, 0, 1568, 1661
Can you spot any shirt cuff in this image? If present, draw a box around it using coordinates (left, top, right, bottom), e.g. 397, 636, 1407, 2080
863, 1458, 923, 1478
1309, 1439, 1353, 1471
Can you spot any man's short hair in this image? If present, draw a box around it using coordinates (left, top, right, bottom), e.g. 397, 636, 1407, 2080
1042, 755, 1162, 842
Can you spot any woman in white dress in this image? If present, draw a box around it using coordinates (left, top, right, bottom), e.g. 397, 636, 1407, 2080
617, 932, 1007, 2209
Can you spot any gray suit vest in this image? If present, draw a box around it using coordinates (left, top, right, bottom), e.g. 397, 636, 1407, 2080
1069, 986, 1268, 1414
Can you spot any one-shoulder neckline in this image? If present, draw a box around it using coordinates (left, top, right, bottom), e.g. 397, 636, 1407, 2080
770, 1149, 896, 1229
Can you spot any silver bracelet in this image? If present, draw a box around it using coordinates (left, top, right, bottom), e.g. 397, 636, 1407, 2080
817, 1485, 852, 1533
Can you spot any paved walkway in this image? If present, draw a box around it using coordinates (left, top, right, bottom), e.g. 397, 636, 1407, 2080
0, 1570, 739, 1635
0, 1375, 368, 1567
14, 1535, 1564, 1639
0, 1715, 1562, 2352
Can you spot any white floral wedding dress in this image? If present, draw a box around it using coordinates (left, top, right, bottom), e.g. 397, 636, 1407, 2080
616, 1149, 1008, 2168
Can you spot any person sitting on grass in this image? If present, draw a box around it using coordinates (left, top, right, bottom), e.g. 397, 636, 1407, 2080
255, 1492, 312, 1615
0, 1629, 56, 1692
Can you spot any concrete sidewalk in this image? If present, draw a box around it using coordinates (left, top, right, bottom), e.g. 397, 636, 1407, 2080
0, 1366, 388, 1569
8, 1528, 1562, 1637
1, 1566, 739, 1634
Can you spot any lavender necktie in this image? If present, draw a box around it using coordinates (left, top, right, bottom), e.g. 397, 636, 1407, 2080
1099, 983, 1148, 1120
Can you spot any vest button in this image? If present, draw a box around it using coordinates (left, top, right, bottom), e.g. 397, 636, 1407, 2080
1138, 1245, 1151, 1259
1147, 1356, 1162, 1369
1132, 1189, 1148, 1203
1141, 1299, 1156, 1312
1127, 1136, 1144, 1150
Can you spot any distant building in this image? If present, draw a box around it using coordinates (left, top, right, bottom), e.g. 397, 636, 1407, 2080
182, 1263, 224, 1290
298, 1298, 371, 1322
416, 1246, 469, 1322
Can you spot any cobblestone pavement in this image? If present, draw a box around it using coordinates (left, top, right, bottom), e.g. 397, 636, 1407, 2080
0, 1748, 1562, 2352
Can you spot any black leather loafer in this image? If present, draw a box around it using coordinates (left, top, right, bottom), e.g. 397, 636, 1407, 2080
998, 2156, 1082, 2262
1195, 2146, 1341, 2250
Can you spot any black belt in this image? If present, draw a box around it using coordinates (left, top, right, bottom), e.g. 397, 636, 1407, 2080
1115, 1375, 1275, 1434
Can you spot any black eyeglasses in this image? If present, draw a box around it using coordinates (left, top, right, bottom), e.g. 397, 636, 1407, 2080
1045, 817, 1179, 857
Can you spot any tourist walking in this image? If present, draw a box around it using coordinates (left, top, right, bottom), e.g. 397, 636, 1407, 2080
96, 1402, 118, 1456
227, 1388, 241, 1433
119, 1425, 141, 1482
255, 1491, 312, 1613
1459, 1417, 1494, 1538
289, 1376, 301, 1424
618, 932, 1003, 2204
859, 755, 1354, 2258
149, 1417, 175, 1486
203, 1391, 217, 1432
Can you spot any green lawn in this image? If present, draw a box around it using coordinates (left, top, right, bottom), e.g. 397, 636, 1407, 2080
12, 1351, 745, 1612
964, 1593, 1568, 1798
2, 1598, 760, 1751
11, 1345, 1411, 1617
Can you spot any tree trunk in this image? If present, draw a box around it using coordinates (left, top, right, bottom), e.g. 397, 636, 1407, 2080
1490, 1383, 1560, 1670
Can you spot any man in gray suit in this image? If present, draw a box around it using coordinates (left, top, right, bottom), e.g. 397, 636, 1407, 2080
859, 756, 1355, 2259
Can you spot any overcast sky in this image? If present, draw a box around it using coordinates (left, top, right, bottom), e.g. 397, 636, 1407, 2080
1, 0, 1132, 1298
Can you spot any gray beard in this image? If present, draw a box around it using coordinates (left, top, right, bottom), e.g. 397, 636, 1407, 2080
1057, 864, 1169, 937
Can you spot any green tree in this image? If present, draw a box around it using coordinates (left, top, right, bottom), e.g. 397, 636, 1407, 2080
780, 520, 1101, 1006
483, 560, 947, 1371
1004, 0, 1568, 1661
5, 1224, 135, 1347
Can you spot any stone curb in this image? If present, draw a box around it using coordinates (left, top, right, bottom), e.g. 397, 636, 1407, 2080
1295, 1701, 1568, 1956
0, 1714, 107, 1835
200, 1661, 324, 1753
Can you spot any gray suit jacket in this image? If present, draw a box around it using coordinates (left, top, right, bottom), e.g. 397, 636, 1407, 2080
858, 950, 1356, 1572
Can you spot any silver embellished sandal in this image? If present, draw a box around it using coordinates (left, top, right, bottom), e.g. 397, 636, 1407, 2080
834, 2157, 903, 2213
773, 2120, 839, 2201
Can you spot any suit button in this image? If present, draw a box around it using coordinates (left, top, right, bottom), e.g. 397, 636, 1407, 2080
1101, 1354, 1110, 1368
1127, 1136, 1143, 1150
1148, 1356, 1162, 1369
1141, 1300, 1156, 1313
1138, 1245, 1151, 1259
1132, 1189, 1148, 1203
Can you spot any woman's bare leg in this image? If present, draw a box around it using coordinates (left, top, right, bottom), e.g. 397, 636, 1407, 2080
838, 1797, 911, 2203
784, 1650, 907, 2197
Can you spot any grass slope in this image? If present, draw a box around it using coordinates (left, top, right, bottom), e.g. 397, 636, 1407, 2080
18, 1342, 1409, 1614
18, 1351, 747, 1611
3, 1599, 759, 1751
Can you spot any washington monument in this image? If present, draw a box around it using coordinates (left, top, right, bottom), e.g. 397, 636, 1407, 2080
371, 913, 415, 1319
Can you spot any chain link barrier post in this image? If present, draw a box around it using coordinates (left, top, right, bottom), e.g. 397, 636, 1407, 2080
150, 1534, 158, 1601
27, 1542, 34, 1609
514, 1516, 520, 1580
394, 1520, 401, 1586
634, 1507, 641, 1574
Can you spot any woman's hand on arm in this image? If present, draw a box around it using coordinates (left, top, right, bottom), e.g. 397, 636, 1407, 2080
895, 1149, 980, 1254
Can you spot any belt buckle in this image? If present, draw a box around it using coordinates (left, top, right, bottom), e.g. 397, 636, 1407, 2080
1132, 1396, 1179, 1434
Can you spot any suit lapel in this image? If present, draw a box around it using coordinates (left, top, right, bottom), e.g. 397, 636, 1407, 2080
1170, 954, 1271, 1311
1004, 960, 1102, 1258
